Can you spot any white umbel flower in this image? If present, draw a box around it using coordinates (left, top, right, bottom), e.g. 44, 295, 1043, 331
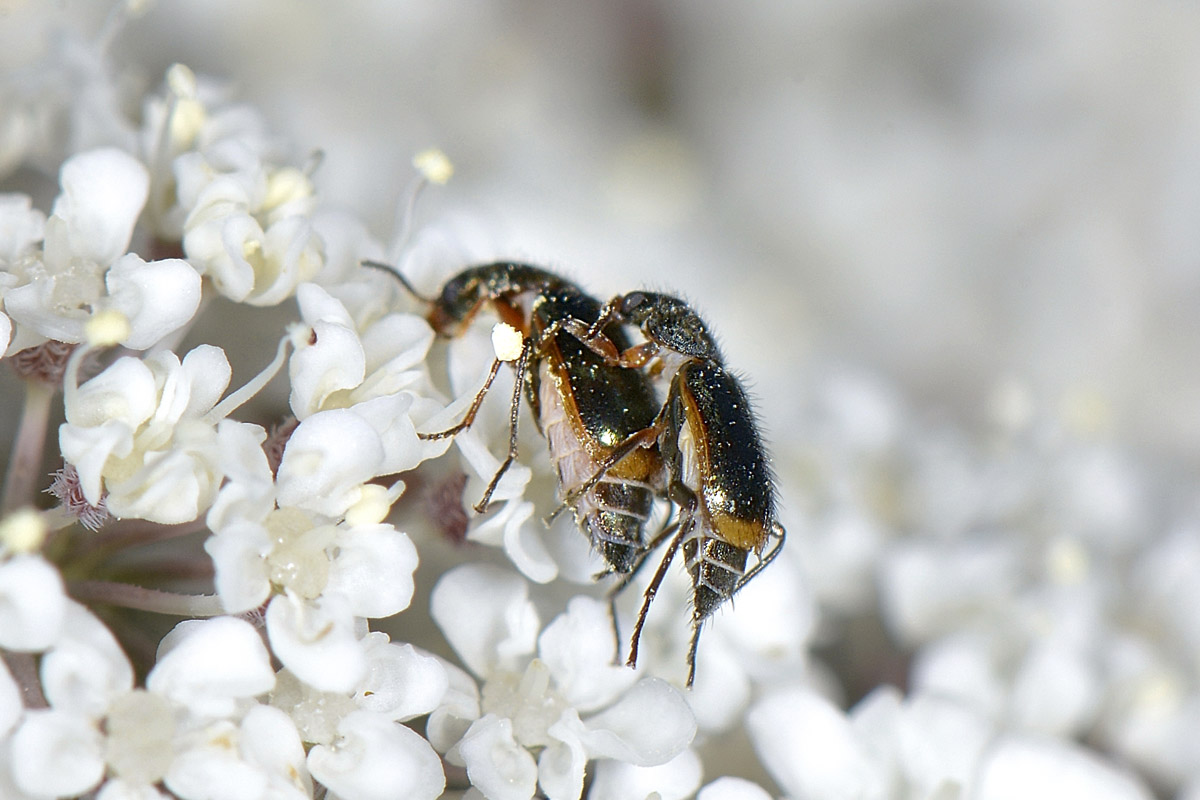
1, 148, 200, 355
307, 710, 445, 800
0, 554, 68, 651
59, 344, 233, 523
432, 564, 696, 800
179, 154, 322, 306
147, 617, 275, 718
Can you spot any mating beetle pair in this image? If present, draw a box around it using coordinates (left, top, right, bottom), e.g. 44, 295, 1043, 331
367, 260, 785, 687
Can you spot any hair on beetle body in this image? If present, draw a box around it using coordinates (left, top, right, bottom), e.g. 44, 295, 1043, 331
363, 260, 664, 577
562, 290, 785, 687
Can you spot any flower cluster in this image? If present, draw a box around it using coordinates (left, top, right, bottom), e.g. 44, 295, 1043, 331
0, 21, 470, 797
1, 5, 1193, 800
0, 13, 773, 799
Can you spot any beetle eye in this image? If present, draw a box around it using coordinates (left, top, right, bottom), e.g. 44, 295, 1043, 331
622, 292, 647, 313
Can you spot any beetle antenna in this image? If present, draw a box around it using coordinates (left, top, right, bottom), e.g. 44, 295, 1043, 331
361, 260, 438, 304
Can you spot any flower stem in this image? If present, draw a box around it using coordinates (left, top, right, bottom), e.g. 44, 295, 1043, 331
69, 580, 226, 616
78, 517, 209, 558
1, 381, 55, 515
2, 652, 47, 709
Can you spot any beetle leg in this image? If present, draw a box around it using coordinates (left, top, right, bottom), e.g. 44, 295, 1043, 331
626, 514, 692, 670
685, 619, 702, 689
732, 521, 786, 593
585, 295, 622, 341
472, 337, 534, 513
544, 423, 662, 525
604, 516, 680, 664
416, 356, 507, 441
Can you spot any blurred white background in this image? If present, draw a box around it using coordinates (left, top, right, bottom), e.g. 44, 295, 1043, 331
9, 0, 1200, 460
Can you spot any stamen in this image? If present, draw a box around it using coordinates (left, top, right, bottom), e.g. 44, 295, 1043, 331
205, 334, 292, 423
390, 148, 453, 259
0, 508, 48, 553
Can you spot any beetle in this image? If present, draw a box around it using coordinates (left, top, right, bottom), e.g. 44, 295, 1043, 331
560, 290, 785, 686
362, 261, 664, 575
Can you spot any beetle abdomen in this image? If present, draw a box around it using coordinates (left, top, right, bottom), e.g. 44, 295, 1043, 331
540, 365, 654, 573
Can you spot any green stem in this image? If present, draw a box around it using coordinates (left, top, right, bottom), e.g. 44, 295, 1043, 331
69, 580, 226, 617
1, 381, 55, 515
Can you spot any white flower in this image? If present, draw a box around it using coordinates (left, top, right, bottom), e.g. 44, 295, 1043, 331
0, 192, 46, 273
425, 657, 483, 754
138, 64, 322, 309
147, 617, 275, 719
271, 635, 448, 747
432, 565, 696, 800
286, 282, 447, 471
307, 710, 445, 800
201, 410, 423, 694
164, 705, 312, 800
10, 708, 106, 797
587, 748, 704, 800
747, 684, 1157, 800
354, 636, 449, 722
748, 687, 886, 800
1, 148, 200, 355
455, 715, 537, 800
430, 563, 540, 678
268, 635, 448, 800
696, 777, 773, 800
266, 592, 366, 693
59, 344, 232, 523
7, 605, 176, 799
41, 601, 135, 717
139, 67, 276, 239
465, 496, 556, 584
0, 554, 68, 651
976, 735, 1154, 800
179, 153, 322, 305
275, 408, 386, 519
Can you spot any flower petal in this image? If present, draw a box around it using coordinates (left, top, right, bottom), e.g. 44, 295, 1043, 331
147, 617, 275, 717
588, 748, 703, 800
453, 715, 537, 800
326, 523, 418, 618
355, 637, 449, 722
0, 193, 46, 259
976, 734, 1153, 800
239, 704, 312, 799
578, 678, 696, 766
105, 254, 202, 350
276, 409, 384, 518
40, 601, 133, 716
165, 720, 269, 800
0, 555, 67, 651
289, 284, 366, 418
747, 687, 884, 800
205, 520, 273, 613
308, 710, 445, 800
265, 593, 365, 693
205, 420, 274, 532
10, 709, 105, 798
425, 656, 482, 754
540, 710, 589, 800
467, 498, 557, 585
50, 147, 148, 266
430, 564, 538, 678
697, 777, 774, 800
538, 596, 636, 712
